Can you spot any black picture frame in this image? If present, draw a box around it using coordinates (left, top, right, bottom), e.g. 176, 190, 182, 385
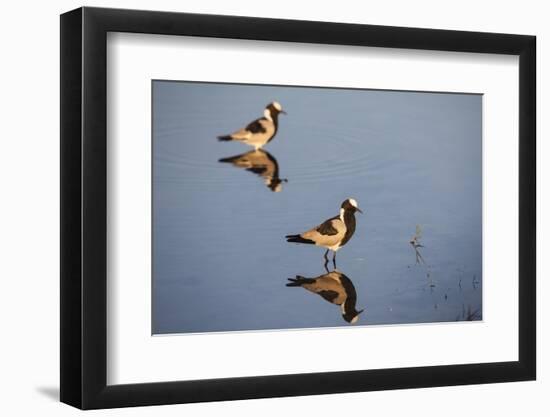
60, 6, 536, 410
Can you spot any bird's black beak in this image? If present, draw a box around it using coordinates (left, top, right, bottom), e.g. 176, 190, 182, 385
280, 110, 287, 115
356, 208, 363, 214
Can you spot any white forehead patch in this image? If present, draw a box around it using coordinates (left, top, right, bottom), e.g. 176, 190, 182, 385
351, 315, 360, 324
272, 101, 282, 111
348, 198, 358, 208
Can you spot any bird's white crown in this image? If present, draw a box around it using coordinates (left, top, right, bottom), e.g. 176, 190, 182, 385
272, 101, 282, 111
348, 198, 358, 208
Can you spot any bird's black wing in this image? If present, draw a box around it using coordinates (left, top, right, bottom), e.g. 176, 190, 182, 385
318, 290, 339, 303
316, 216, 340, 236
245, 118, 267, 134
246, 165, 268, 175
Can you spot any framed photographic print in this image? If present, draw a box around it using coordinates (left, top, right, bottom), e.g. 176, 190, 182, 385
60, 6, 536, 409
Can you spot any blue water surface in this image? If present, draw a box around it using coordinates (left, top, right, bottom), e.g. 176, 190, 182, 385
152, 81, 482, 334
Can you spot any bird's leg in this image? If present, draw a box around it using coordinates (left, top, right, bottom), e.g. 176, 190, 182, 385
332, 252, 337, 268
323, 249, 330, 271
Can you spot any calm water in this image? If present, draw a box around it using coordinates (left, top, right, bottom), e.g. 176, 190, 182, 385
152, 81, 482, 334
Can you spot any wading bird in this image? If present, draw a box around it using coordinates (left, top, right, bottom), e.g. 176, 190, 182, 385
285, 198, 362, 268
217, 102, 286, 150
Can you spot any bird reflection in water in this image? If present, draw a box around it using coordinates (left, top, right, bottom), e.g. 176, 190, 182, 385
286, 269, 364, 324
219, 149, 288, 192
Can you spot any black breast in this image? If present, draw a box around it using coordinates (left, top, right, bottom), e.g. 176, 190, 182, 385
339, 273, 357, 301
266, 113, 279, 144
340, 210, 356, 246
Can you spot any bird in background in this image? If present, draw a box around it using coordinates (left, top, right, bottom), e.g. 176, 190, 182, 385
218, 149, 288, 192
286, 269, 364, 324
217, 101, 286, 150
285, 198, 362, 268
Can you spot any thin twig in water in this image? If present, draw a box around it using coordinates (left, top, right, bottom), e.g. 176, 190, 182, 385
409, 224, 434, 288
410, 225, 426, 265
